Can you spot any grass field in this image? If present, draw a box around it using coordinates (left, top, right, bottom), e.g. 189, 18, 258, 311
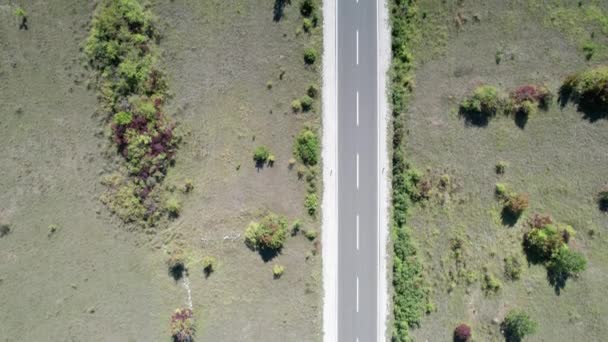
0, 0, 323, 340
398, 0, 608, 341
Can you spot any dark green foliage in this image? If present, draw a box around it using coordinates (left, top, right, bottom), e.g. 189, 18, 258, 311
502, 310, 537, 342
244, 213, 288, 251
307, 84, 319, 98
300, 0, 316, 17
390, 1, 429, 341
547, 247, 587, 290
294, 128, 320, 166
304, 47, 318, 64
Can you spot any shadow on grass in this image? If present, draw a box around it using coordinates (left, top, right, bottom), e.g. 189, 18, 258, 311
169, 264, 185, 282
547, 268, 569, 295
559, 86, 607, 122
245, 242, 281, 262
273, 0, 291, 21
458, 108, 492, 127
500, 207, 520, 227
514, 110, 528, 129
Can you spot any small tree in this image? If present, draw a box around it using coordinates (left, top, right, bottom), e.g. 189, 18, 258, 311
547, 247, 587, 281
502, 310, 537, 342
294, 128, 320, 166
244, 213, 288, 251
300, 95, 314, 111
453, 323, 472, 342
460, 85, 502, 119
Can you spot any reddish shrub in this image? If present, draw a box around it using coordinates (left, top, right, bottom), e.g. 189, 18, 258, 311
529, 213, 553, 229
454, 323, 472, 342
170, 308, 195, 342
511, 84, 552, 107
505, 193, 529, 216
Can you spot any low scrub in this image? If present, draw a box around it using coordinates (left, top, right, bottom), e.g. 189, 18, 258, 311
561, 65, 608, 114
170, 308, 195, 342
244, 213, 288, 251
459, 85, 503, 125
303, 47, 318, 65
502, 310, 537, 342
304, 193, 318, 216
253, 146, 271, 166
509, 84, 553, 113
453, 323, 472, 342
503, 192, 529, 218
293, 128, 320, 166
201, 256, 216, 275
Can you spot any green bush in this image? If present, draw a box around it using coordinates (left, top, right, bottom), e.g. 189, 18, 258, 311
165, 196, 182, 217
113, 111, 133, 125
244, 213, 288, 250
547, 247, 587, 280
304, 47, 318, 65
13, 7, 27, 18
302, 18, 313, 32
301, 95, 314, 111
304, 228, 318, 241
307, 84, 319, 98
481, 272, 502, 294
273, 264, 285, 278
167, 250, 186, 280
460, 85, 502, 119
291, 99, 302, 112
253, 146, 271, 164
304, 193, 318, 216
562, 65, 608, 109
293, 128, 320, 166
495, 183, 508, 198
502, 310, 537, 342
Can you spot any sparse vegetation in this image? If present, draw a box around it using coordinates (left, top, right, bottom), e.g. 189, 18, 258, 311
504, 255, 523, 280
170, 308, 195, 342
502, 310, 537, 342
304, 193, 318, 216
481, 270, 502, 294
293, 128, 319, 166
496, 161, 507, 174
244, 213, 288, 251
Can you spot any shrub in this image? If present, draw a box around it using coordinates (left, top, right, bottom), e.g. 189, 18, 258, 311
304, 228, 318, 241
547, 247, 587, 280
504, 255, 523, 280
482, 272, 502, 294
267, 154, 275, 167
13, 7, 27, 18
304, 193, 318, 216
307, 84, 319, 98
244, 213, 288, 251
253, 146, 271, 164
510, 84, 553, 111
201, 256, 216, 274
165, 196, 182, 217
524, 223, 575, 262
502, 310, 537, 342
460, 85, 502, 119
561, 65, 608, 109
291, 220, 302, 235
303, 18, 313, 32
598, 184, 608, 211
291, 99, 302, 112
504, 192, 529, 217
495, 183, 508, 198
304, 47, 318, 65
170, 308, 195, 342
453, 323, 472, 342
301, 95, 314, 111
300, 0, 316, 17
273, 264, 285, 278
182, 179, 194, 193
495, 161, 507, 174
48, 224, 59, 237
294, 128, 320, 166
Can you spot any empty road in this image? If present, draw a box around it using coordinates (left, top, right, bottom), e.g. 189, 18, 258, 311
337, 0, 380, 341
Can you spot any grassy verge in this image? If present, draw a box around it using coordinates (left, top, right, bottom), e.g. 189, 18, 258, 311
389, 1, 430, 341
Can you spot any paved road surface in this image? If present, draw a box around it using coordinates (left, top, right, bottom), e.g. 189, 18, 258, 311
337, 0, 379, 341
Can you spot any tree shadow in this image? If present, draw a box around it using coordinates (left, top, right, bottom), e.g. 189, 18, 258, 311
513, 110, 528, 129
458, 108, 492, 127
501, 207, 520, 227
203, 267, 213, 279
547, 267, 568, 295
273, 0, 291, 22
599, 199, 608, 212
0, 224, 10, 238
558, 85, 607, 122
245, 242, 281, 262
168, 264, 185, 282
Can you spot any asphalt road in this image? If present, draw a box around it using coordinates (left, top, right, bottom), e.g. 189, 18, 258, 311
337, 0, 379, 341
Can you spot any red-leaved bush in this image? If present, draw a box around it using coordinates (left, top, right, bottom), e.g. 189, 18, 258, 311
454, 323, 472, 342
510, 84, 552, 108
170, 308, 195, 342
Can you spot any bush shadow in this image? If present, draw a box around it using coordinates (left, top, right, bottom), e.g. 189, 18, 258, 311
513, 110, 528, 129
458, 108, 491, 127
500, 207, 519, 227
558, 86, 607, 122
168, 264, 185, 282
547, 268, 569, 295
273, 0, 290, 22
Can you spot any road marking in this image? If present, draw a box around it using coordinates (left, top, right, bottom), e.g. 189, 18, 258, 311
356, 276, 359, 313
356, 214, 359, 250
356, 153, 359, 189
356, 91, 359, 126
356, 29, 359, 65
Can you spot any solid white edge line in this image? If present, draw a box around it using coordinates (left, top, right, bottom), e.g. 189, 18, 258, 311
322, 0, 338, 341
356, 91, 359, 126
356, 153, 359, 190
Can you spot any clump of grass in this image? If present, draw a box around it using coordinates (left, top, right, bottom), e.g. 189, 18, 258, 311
504, 255, 523, 280
303, 18, 313, 32
170, 308, 195, 342
244, 213, 288, 251
453, 323, 472, 342
165, 196, 182, 217
561, 65, 608, 112
273, 264, 285, 278
293, 128, 320, 166
307, 84, 319, 98
13, 7, 28, 30
597, 184, 608, 211
300, 95, 314, 111
304, 47, 318, 65
304, 228, 318, 241
502, 310, 537, 342
304, 193, 318, 216
48, 224, 59, 237
495, 183, 508, 199
182, 179, 194, 193
481, 270, 502, 295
